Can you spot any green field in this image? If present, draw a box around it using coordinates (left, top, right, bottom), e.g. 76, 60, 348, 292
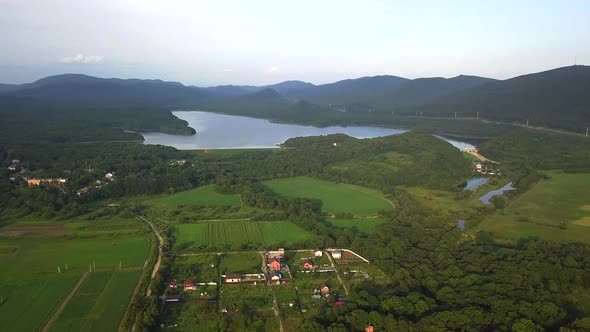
220, 253, 262, 274
263, 177, 392, 216
0, 274, 80, 331
49, 271, 140, 332
325, 218, 387, 234
173, 220, 314, 249
145, 185, 241, 208
476, 171, 590, 243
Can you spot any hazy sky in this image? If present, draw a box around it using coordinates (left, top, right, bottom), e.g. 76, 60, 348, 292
1, 0, 589, 85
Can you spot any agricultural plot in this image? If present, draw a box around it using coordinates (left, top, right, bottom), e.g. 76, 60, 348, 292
220, 283, 273, 311
145, 185, 241, 208
173, 220, 314, 249
49, 271, 141, 332
263, 177, 393, 216
172, 255, 220, 282
0, 274, 79, 332
0, 237, 150, 273
220, 253, 262, 274
158, 302, 219, 331
326, 217, 387, 234
476, 171, 590, 243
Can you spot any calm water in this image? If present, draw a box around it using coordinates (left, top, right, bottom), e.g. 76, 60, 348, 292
141, 111, 478, 150
480, 182, 516, 204
457, 219, 466, 231
141, 111, 406, 149
464, 177, 490, 191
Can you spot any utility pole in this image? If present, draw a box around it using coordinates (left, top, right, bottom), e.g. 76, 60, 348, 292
526, 119, 529, 128
586, 127, 589, 137
476, 112, 479, 120
420, 112, 422, 117
454, 112, 457, 119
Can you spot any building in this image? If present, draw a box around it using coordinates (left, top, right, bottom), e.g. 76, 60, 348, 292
320, 283, 330, 295
105, 172, 114, 180
270, 271, 282, 282
168, 280, 179, 288
475, 163, 482, 171
314, 250, 323, 257
331, 250, 342, 260
365, 324, 374, 332
27, 178, 67, 187
225, 274, 242, 283
303, 261, 314, 270
183, 280, 197, 291
268, 258, 281, 271
165, 295, 182, 303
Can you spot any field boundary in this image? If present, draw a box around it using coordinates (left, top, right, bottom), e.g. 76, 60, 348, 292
41, 272, 89, 332
342, 184, 395, 209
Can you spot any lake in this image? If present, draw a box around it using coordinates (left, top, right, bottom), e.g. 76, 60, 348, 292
141, 111, 476, 150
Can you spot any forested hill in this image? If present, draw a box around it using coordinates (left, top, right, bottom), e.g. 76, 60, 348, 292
404, 65, 590, 130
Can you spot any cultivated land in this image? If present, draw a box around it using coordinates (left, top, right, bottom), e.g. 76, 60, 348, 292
264, 177, 392, 216
0, 216, 151, 331
146, 184, 242, 208
49, 271, 141, 332
476, 171, 590, 243
173, 220, 314, 249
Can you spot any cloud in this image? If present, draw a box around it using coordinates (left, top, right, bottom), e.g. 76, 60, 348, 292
60, 54, 104, 64
266, 65, 279, 73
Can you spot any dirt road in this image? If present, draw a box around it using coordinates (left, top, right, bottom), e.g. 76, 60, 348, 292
41, 272, 89, 332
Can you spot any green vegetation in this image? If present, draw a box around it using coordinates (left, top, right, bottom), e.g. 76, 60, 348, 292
146, 185, 242, 208
325, 217, 387, 234
50, 271, 141, 332
264, 177, 391, 216
173, 220, 314, 250
0, 274, 79, 331
220, 253, 262, 274
476, 171, 590, 243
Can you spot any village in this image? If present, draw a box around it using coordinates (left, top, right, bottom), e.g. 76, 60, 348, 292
159, 248, 387, 330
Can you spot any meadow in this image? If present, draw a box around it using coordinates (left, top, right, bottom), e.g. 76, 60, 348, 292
220, 253, 262, 274
49, 271, 141, 332
263, 177, 392, 216
145, 185, 241, 208
476, 171, 590, 243
173, 220, 314, 249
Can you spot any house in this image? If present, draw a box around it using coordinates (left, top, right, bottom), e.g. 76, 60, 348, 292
183, 280, 197, 291
314, 250, 323, 257
365, 324, 374, 332
331, 250, 342, 260
319, 283, 330, 295
270, 271, 281, 282
312, 294, 322, 299
168, 280, 179, 288
7, 165, 16, 171
303, 260, 314, 270
165, 295, 182, 303
27, 178, 67, 187
76, 187, 89, 196
225, 274, 242, 283
475, 163, 483, 171
335, 301, 344, 307
105, 172, 114, 180
11, 159, 20, 164
268, 258, 281, 271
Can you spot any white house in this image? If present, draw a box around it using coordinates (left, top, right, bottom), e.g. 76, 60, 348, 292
331, 250, 342, 260
314, 250, 323, 257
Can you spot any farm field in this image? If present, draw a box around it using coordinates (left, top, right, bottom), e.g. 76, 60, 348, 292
220, 253, 262, 274
476, 171, 590, 243
145, 185, 241, 208
49, 271, 141, 332
0, 274, 80, 331
326, 217, 387, 234
172, 255, 220, 282
0, 237, 151, 273
173, 220, 314, 249
263, 177, 392, 216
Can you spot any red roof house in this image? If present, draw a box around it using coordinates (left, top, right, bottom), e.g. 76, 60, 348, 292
303, 260, 314, 270
269, 258, 281, 271
183, 280, 197, 291
168, 280, 179, 288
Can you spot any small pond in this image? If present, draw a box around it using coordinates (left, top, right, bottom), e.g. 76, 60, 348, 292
464, 177, 490, 191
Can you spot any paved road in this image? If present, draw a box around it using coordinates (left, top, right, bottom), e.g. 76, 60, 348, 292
42, 272, 89, 332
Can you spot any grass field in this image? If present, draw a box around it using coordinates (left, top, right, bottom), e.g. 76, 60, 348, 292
0, 237, 150, 273
145, 185, 241, 208
220, 253, 262, 274
0, 274, 80, 331
325, 218, 387, 234
476, 171, 590, 243
263, 177, 392, 216
49, 271, 141, 332
173, 220, 314, 249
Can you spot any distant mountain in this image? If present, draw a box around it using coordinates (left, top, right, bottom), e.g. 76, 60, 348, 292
290, 75, 409, 104
1, 74, 207, 107
235, 88, 285, 104
409, 65, 590, 129
0, 83, 20, 93
265, 80, 315, 95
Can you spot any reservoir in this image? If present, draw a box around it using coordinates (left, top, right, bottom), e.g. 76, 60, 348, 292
464, 177, 490, 191
141, 111, 406, 149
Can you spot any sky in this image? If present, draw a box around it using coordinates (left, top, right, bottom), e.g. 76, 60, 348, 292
1, 0, 589, 86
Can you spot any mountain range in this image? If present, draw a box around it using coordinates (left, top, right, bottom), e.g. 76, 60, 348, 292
1, 65, 589, 131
